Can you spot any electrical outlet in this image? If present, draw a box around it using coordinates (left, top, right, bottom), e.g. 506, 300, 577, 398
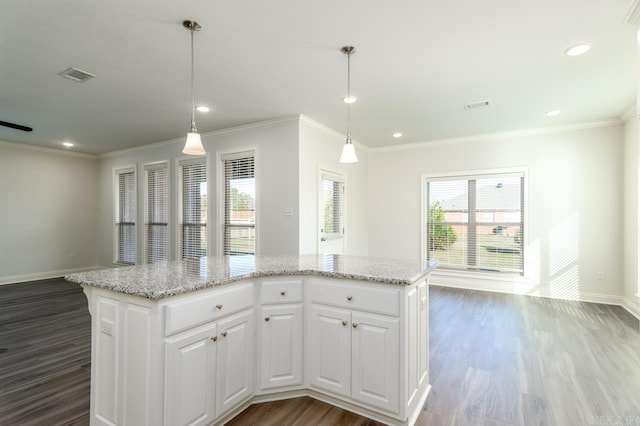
101, 320, 114, 336
596, 272, 604, 281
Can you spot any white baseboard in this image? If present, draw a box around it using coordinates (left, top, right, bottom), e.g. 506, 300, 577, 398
430, 272, 640, 320
0, 266, 101, 286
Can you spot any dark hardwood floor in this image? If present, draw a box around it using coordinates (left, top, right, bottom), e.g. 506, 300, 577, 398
1, 279, 639, 425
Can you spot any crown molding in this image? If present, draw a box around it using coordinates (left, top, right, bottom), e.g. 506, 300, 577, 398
371, 119, 624, 153
299, 114, 369, 151
99, 115, 302, 159
0, 139, 98, 160
624, 0, 640, 25
621, 103, 637, 122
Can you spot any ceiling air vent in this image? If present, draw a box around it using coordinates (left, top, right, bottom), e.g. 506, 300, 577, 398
464, 100, 491, 110
59, 67, 96, 83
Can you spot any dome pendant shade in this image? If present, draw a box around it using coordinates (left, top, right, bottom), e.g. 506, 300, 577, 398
182, 20, 206, 156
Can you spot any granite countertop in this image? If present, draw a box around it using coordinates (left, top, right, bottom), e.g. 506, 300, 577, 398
65, 254, 438, 300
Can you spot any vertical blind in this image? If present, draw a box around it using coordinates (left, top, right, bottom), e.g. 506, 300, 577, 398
145, 163, 168, 264
114, 168, 136, 264
180, 158, 207, 260
222, 152, 255, 255
426, 172, 524, 274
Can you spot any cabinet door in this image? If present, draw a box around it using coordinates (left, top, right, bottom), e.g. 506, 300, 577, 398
351, 312, 400, 414
165, 324, 217, 426
308, 304, 351, 397
418, 280, 429, 386
260, 304, 303, 390
215, 309, 254, 416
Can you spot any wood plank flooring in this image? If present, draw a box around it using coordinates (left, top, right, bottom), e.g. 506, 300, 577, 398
1, 279, 639, 425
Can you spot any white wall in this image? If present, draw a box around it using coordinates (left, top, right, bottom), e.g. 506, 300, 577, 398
96, 117, 300, 267
368, 124, 624, 302
623, 114, 640, 317
298, 116, 369, 256
0, 141, 99, 284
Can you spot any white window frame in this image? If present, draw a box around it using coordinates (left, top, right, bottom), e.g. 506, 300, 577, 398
421, 167, 528, 276
143, 160, 170, 264
177, 155, 209, 260
113, 165, 137, 265
218, 148, 257, 256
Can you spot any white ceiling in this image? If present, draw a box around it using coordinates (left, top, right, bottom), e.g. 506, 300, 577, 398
1, 0, 637, 155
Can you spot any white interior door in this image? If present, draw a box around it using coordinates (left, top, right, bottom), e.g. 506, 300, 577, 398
318, 171, 345, 254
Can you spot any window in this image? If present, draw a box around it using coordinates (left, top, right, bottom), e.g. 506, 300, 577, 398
221, 151, 255, 255
319, 171, 345, 254
114, 167, 136, 264
179, 158, 207, 260
144, 162, 168, 264
425, 171, 524, 274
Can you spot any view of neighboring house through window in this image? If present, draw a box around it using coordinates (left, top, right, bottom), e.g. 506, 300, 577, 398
221, 151, 255, 255
144, 162, 168, 264
425, 171, 524, 274
179, 158, 207, 259
114, 167, 136, 264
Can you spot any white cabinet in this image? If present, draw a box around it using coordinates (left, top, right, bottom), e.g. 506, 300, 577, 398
309, 304, 351, 397
165, 324, 217, 426
260, 304, 303, 389
309, 299, 400, 414
351, 311, 399, 413
259, 278, 304, 390
216, 309, 254, 416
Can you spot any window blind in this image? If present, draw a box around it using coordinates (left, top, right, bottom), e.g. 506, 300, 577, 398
322, 174, 344, 237
114, 167, 136, 264
179, 158, 207, 260
222, 152, 255, 255
145, 163, 168, 264
426, 172, 524, 274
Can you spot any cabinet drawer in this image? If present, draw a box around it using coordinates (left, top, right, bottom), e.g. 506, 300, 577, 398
261, 279, 303, 304
309, 280, 399, 316
165, 283, 253, 335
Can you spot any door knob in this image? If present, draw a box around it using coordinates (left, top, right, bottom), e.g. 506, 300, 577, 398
352, 323, 359, 328
342, 320, 347, 327
216, 304, 223, 310
347, 295, 353, 301
221, 331, 227, 337
265, 317, 270, 321
280, 291, 286, 296
211, 336, 217, 342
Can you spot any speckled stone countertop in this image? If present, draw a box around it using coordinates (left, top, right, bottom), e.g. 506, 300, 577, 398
65, 254, 438, 300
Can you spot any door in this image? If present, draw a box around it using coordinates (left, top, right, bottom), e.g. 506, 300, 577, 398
351, 311, 400, 414
165, 324, 217, 426
215, 309, 254, 416
318, 171, 345, 254
260, 304, 303, 389
308, 304, 351, 397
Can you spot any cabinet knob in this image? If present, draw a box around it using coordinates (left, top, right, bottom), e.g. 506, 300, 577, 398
265, 316, 270, 321
280, 291, 286, 296
352, 322, 359, 328
347, 295, 353, 301
216, 304, 223, 310
221, 331, 227, 337
342, 320, 348, 327
211, 336, 217, 342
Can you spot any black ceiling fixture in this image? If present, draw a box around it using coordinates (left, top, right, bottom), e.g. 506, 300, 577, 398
0, 120, 33, 132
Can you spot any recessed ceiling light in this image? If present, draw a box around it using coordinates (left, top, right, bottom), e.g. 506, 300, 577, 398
565, 44, 591, 56
343, 96, 357, 104
196, 105, 210, 113
62, 141, 74, 148
545, 110, 561, 117
392, 132, 403, 138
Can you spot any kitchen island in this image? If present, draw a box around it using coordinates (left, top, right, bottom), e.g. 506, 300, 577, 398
66, 254, 437, 426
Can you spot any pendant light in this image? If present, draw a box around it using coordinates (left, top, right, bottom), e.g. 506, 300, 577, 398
182, 20, 206, 155
339, 46, 358, 163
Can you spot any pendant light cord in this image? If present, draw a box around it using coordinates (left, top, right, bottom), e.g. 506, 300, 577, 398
346, 49, 352, 143
190, 26, 197, 132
